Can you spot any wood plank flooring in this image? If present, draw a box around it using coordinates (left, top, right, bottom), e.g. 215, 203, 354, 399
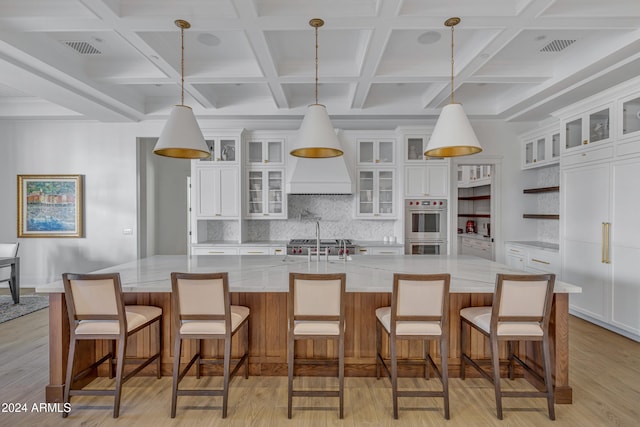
0, 307, 638, 426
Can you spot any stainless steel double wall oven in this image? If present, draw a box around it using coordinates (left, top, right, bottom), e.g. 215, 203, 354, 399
404, 199, 447, 255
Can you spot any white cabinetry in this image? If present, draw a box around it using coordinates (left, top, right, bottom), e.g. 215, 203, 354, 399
192, 166, 239, 219
561, 152, 640, 340
356, 169, 395, 218
357, 139, 394, 165
505, 244, 526, 270
246, 138, 284, 165
404, 164, 449, 197
460, 237, 493, 260
521, 126, 560, 169
200, 136, 238, 163
246, 169, 286, 219
239, 246, 286, 255
504, 243, 560, 276
192, 246, 239, 255
619, 93, 640, 140
562, 104, 613, 154
357, 246, 403, 255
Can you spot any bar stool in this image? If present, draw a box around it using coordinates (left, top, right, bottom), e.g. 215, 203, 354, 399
61, 272, 162, 418
375, 273, 450, 419
170, 272, 250, 418
288, 272, 346, 419
460, 273, 556, 420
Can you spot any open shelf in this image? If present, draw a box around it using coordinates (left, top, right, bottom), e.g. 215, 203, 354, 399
458, 195, 490, 201
523, 186, 559, 194
523, 214, 559, 220
459, 213, 491, 218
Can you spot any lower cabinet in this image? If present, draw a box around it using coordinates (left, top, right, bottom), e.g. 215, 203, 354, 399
504, 243, 560, 277
357, 246, 403, 255
191, 247, 239, 256
239, 246, 286, 255
461, 237, 493, 260
193, 245, 286, 256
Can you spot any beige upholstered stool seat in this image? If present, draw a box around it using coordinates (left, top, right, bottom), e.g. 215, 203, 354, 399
460, 306, 544, 336
75, 306, 162, 335
375, 273, 451, 420
179, 306, 250, 334
293, 320, 340, 335
376, 307, 443, 336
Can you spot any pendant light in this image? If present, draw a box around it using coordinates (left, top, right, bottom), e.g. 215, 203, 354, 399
424, 17, 482, 158
290, 18, 344, 158
154, 19, 210, 159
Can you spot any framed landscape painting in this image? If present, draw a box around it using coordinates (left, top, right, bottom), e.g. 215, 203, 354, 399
17, 175, 84, 238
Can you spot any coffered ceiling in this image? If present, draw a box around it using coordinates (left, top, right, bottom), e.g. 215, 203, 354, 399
1, 0, 639, 126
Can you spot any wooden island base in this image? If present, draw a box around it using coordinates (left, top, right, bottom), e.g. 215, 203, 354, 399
46, 291, 572, 404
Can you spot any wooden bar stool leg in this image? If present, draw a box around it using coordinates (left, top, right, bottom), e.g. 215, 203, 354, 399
542, 338, 556, 420
375, 322, 382, 379
490, 335, 503, 420
170, 337, 182, 418
109, 340, 116, 379
440, 335, 450, 420
156, 318, 162, 379
222, 335, 231, 419
113, 336, 127, 418
62, 338, 77, 418
339, 335, 344, 419
287, 335, 294, 419
391, 336, 399, 420
460, 321, 467, 380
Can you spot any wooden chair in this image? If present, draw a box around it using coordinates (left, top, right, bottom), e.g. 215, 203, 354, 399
375, 273, 451, 419
62, 272, 162, 418
170, 272, 250, 418
0, 242, 19, 303
288, 272, 346, 419
460, 273, 556, 420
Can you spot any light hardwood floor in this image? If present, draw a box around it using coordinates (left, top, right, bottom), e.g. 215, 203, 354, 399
0, 307, 638, 426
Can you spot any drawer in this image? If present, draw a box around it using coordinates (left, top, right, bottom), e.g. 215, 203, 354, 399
562, 146, 613, 167
239, 247, 270, 255
192, 247, 239, 255
367, 247, 403, 255
526, 249, 560, 275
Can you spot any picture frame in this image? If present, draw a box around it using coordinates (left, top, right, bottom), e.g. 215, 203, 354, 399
17, 174, 84, 238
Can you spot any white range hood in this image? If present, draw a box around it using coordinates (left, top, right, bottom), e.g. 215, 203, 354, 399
286, 155, 354, 194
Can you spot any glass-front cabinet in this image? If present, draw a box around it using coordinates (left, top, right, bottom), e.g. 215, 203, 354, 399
246, 169, 286, 218
620, 94, 640, 140
357, 139, 394, 165
246, 139, 284, 165
200, 137, 238, 163
356, 169, 395, 218
563, 104, 612, 153
522, 129, 560, 169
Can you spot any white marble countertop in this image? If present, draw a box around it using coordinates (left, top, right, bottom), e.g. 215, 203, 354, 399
37, 255, 581, 294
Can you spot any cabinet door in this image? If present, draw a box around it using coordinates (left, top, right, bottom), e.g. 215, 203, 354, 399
563, 105, 612, 153
247, 140, 284, 165
611, 158, 640, 335
620, 94, 640, 139
200, 138, 238, 163
194, 167, 238, 218
266, 169, 285, 217
247, 170, 265, 215
562, 162, 611, 320
357, 169, 395, 218
404, 165, 448, 197
357, 139, 394, 165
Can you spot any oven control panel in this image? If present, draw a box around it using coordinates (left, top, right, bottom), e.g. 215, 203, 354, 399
406, 199, 447, 208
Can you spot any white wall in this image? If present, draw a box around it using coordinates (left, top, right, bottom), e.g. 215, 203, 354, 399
0, 120, 164, 287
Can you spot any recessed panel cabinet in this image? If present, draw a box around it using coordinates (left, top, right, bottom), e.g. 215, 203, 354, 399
193, 166, 239, 219
404, 164, 448, 197
356, 169, 395, 218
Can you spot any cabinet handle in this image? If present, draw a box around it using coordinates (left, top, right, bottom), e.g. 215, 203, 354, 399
583, 140, 588, 145
508, 249, 521, 254
247, 251, 264, 254
375, 159, 380, 163
215, 213, 221, 216
601, 222, 607, 263
274, 249, 282, 253
531, 258, 550, 265
604, 222, 611, 264
378, 251, 397, 254
208, 251, 226, 254
263, 160, 268, 163
359, 249, 368, 253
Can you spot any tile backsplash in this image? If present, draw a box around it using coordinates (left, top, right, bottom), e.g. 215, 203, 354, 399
246, 195, 396, 241
202, 194, 397, 242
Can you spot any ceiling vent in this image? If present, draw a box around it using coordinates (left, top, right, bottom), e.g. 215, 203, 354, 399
540, 39, 575, 53
62, 41, 102, 55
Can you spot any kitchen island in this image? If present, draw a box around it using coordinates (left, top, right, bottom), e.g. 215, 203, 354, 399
37, 254, 580, 404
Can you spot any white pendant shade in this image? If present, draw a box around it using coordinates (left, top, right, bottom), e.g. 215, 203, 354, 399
153, 105, 210, 159
291, 104, 344, 158
424, 103, 482, 157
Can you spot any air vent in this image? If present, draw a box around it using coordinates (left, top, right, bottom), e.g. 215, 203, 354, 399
62, 41, 102, 55
540, 39, 575, 53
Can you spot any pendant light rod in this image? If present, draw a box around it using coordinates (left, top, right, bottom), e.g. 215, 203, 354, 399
175, 19, 190, 106
445, 17, 460, 105
309, 18, 324, 105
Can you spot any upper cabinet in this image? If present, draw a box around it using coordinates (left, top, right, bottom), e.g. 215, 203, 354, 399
200, 137, 239, 164
458, 165, 491, 187
619, 93, 640, 141
357, 138, 395, 165
356, 169, 395, 218
192, 165, 239, 219
404, 164, 449, 197
246, 138, 284, 165
245, 169, 286, 219
562, 103, 613, 154
521, 126, 560, 170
